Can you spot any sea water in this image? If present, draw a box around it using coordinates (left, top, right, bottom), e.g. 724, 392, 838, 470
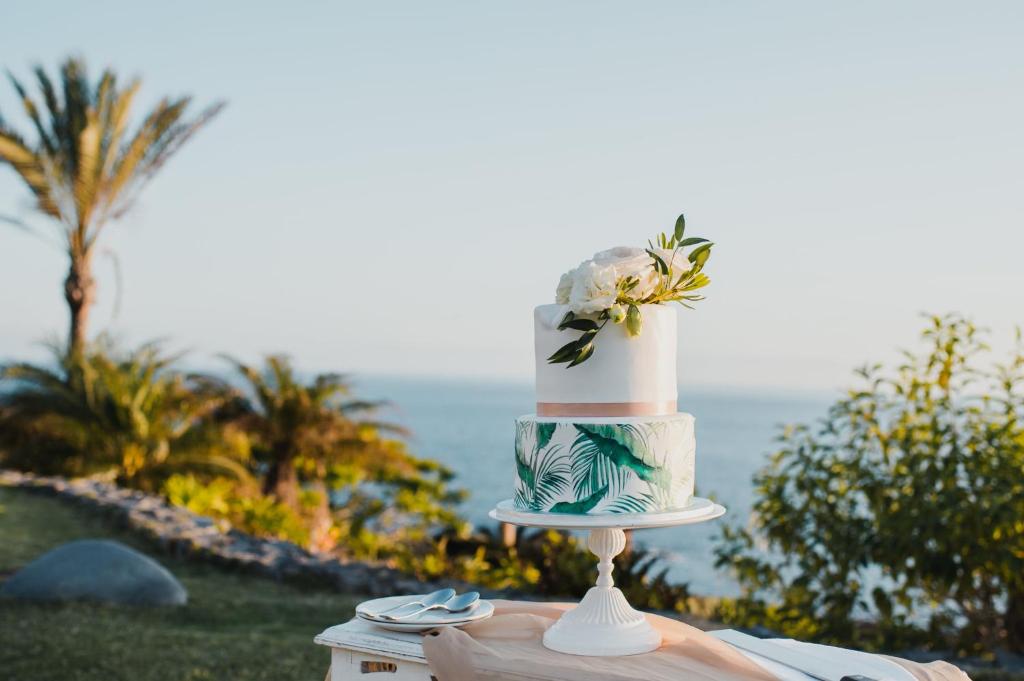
359, 375, 830, 596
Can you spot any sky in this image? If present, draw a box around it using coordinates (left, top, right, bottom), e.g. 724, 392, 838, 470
1, 1, 1023, 392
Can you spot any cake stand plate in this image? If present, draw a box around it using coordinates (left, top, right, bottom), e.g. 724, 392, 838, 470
489, 497, 725, 657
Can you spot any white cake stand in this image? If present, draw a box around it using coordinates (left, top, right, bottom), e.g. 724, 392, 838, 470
489, 497, 725, 657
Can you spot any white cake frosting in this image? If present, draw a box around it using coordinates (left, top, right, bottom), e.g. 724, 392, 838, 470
534, 303, 677, 416
514, 413, 695, 514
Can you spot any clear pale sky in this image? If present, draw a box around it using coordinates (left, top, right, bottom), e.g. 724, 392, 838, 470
2, 1, 1022, 392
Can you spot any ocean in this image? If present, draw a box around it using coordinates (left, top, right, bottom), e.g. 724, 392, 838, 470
358, 375, 831, 597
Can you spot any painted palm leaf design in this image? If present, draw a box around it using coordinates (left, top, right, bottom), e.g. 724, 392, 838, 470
550, 485, 607, 514
514, 421, 536, 491
536, 421, 557, 450
530, 444, 570, 511
570, 424, 672, 501
602, 421, 670, 469
652, 484, 673, 509
602, 491, 660, 514
514, 420, 570, 511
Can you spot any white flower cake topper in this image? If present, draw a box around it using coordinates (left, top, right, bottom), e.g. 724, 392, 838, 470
548, 213, 713, 368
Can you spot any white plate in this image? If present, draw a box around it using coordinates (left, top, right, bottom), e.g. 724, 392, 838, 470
489, 496, 726, 530
355, 595, 494, 632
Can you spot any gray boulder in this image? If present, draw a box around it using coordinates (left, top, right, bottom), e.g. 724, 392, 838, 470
1, 539, 187, 606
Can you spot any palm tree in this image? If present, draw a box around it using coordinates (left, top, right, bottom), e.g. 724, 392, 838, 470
224, 355, 438, 550
0, 340, 244, 487
0, 57, 224, 357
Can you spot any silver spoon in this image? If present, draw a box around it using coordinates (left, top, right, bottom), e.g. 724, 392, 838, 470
382, 591, 480, 621
367, 588, 456, 618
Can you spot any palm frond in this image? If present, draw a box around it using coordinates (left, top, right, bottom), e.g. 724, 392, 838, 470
530, 444, 570, 511
6, 70, 56, 155
145, 453, 255, 486
0, 57, 223, 256
513, 487, 530, 511
0, 340, 235, 482
219, 354, 278, 418
103, 98, 225, 226
514, 421, 536, 496
570, 428, 630, 500
536, 421, 557, 450
99, 77, 139, 179
602, 492, 659, 514
570, 424, 671, 499
0, 129, 59, 218
550, 485, 608, 514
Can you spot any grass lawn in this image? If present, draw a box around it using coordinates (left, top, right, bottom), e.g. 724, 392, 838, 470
0, 486, 363, 681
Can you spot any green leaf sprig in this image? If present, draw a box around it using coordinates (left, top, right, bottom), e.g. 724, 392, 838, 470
547, 213, 713, 368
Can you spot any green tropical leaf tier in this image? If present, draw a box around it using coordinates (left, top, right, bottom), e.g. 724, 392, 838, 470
513, 414, 696, 514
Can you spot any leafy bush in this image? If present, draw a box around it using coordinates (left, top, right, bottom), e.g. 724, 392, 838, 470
219, 355, 469, 552
714, 315, 1024, 655
0, 341, 243, 487
164, 474, 309, 545
0, 346, 470, 560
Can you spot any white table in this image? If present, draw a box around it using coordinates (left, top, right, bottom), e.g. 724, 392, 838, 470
312, 617, 871, 681
316, 618, 433, 681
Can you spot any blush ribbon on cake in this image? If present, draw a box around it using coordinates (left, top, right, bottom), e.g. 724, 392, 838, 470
536, 401, 678, 417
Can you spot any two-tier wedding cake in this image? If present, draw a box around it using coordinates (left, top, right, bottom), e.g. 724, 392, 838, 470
513, 215, 713, 515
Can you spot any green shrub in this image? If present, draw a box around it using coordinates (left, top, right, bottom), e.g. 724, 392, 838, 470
0, 341, 244, 486
164, 474, 309, 545
221, 355, 470, 552
714, 314, 1024, 655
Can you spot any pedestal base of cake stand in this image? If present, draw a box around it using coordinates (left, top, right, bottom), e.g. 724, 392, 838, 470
489, 498, 726, 657
543, 527, 660, 655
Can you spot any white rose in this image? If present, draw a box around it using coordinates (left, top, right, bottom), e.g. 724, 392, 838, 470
592, 246, 658, 299
592, 246, 652, 279
652, 248, 693, 276
555, 269, 575, 305
630, 267, 662, 299
593, 245, 647, 270
568, 260, 618, 314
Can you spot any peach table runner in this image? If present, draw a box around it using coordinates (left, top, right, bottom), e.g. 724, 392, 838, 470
420, 600, 970, 681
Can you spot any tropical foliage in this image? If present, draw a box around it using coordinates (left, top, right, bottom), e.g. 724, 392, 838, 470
548, 213, 713, 367
0, 340, 238, 487
164, 473, 309, 545
0, 343, 468, 556
0, 57, 223, 356
714, 314, 1024, 655
218, 355, 467, 552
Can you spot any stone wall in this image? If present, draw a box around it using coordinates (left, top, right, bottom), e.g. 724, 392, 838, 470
0, 470, 496, 598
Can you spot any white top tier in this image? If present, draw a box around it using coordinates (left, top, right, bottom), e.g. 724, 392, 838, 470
534, 303, 678, 416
